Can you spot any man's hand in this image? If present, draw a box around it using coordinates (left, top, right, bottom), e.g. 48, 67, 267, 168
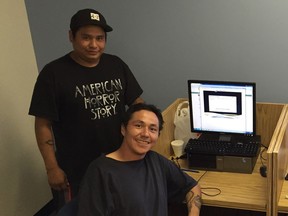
47, 166, 69, 191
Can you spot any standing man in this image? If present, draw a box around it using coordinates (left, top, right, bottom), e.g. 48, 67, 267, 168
29, 8, 144, 210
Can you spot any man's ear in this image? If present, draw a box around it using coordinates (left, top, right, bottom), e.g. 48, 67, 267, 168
69, 30, 73, 42
121, 124, 125, 136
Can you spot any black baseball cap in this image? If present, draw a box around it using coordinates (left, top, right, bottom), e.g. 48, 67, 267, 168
70, 9, 113, 32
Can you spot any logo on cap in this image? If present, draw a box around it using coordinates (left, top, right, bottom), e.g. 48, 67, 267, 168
90, 13, 100, 21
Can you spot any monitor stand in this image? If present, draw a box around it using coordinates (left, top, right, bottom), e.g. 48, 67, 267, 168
198, 133, 232, 141
219, 134, 232, 142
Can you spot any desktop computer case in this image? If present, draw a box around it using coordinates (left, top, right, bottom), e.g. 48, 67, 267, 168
187, 152, 259, 174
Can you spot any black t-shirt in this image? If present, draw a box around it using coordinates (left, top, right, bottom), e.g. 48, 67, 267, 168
29, 53, 143, 189
77, 151, 198, 216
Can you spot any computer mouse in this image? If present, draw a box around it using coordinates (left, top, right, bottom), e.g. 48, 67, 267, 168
260, 165, 267, 177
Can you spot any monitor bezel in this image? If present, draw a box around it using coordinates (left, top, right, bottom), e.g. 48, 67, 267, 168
187, 79, 256, 136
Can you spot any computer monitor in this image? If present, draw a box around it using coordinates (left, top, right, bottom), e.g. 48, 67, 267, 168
188, 80, 256, 141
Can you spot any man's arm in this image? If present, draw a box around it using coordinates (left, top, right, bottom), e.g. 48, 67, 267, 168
185, 184, 202, 216
35, 117, 68, 191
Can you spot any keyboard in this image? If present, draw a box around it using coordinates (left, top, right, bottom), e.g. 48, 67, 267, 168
185, 138, 260, 157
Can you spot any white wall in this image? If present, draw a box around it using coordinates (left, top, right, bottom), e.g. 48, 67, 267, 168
0, 0, 51, 215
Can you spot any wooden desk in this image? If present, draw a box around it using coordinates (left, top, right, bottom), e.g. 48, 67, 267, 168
177, 150, 267, 212
278, 180, 288, 213
153, 98, 287, 216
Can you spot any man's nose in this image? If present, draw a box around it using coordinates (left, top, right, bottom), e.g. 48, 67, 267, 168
141, 127, 150, 136
89, 39, 98, 48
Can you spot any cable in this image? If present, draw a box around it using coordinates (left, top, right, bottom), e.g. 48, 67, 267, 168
259, 145, 267, 167
201, 187, 222, 196
171, 157, 222, 197
197, 171, 207, 182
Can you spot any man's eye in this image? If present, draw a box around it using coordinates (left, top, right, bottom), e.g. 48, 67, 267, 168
82, 36, 90, 40
96, 36, 105, 41
150, 127, 158, 133
135, 124, 142, 128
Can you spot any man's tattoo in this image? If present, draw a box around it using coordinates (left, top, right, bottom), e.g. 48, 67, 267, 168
187, 191, 202, 211
45, 139, 54, 145
192, 195, 202, 209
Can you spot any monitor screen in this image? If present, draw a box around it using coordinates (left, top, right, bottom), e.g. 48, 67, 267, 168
188, 80, 256, 137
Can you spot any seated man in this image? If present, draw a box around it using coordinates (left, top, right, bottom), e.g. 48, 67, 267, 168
77, 103, 202, 216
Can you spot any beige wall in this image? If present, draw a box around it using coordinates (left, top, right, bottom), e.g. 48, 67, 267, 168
0, 0, 51, 215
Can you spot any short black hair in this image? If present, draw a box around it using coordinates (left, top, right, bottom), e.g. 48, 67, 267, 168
122, 103, 164, 132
